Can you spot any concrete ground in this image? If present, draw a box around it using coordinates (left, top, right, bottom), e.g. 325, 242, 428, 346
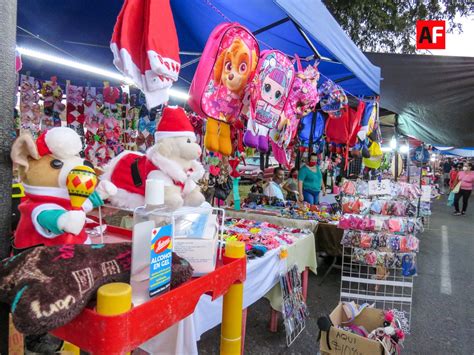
198, 197, 474, 354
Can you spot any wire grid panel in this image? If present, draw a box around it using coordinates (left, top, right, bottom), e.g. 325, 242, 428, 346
340, 247, 414, 333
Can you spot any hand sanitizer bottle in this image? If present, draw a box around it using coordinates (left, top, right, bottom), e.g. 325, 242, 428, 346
131, 179, 173, 305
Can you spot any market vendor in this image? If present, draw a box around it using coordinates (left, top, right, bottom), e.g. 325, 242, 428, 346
283, 168, 299, 201
298, 153, 326, 205
264, 167, 285, 200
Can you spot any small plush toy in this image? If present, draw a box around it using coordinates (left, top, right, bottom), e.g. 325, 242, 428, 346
102, 106, 205, 210
10, 127, 117, 250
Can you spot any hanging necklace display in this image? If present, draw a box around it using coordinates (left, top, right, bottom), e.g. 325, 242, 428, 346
280, 263, 309, 346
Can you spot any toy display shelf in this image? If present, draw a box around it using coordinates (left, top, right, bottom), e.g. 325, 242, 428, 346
50, 221, 247, 354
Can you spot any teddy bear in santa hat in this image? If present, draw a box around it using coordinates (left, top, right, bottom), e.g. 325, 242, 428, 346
102, 106, 205, 209
10, 127, 117, 250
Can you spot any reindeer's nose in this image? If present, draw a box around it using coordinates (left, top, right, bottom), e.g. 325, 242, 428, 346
228, 73, 234, 81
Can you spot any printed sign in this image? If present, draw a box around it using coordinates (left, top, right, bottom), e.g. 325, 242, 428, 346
411, 146, 430, 165
149, 224, 173, 297
368, 179, 391, 196
416, 20, 446, 50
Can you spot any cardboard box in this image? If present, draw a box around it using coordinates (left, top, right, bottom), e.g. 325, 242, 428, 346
320, 303, 385, 355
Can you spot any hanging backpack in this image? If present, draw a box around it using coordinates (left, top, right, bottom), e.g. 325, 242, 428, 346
249, 50, 295, 129
363, 140, 383, 169
325, 101, 365, 146
188, 23, 259, 123
273, 56, 320, 150
326, 101, 366, 170
299, 111, 325, 148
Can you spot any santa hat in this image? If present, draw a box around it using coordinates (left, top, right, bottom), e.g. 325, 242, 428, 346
36, 127, 83, 159
155, 106, 195, 141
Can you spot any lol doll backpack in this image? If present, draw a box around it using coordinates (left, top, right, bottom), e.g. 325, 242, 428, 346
249, 50, 295, 129
188, 23, 259, 156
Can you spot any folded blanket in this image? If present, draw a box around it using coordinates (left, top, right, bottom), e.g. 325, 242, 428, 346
0, 243, 193, 335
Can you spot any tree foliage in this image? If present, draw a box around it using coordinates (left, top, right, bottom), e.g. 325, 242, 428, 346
323, 0, 473, 53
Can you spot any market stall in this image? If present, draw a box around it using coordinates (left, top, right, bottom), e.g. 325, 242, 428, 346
1, 0, 388, 354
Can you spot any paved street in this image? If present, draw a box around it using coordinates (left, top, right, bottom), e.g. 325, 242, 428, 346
199, 197, 474, 354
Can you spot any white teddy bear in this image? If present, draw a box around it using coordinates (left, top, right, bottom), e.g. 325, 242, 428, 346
102, 106, 205, 210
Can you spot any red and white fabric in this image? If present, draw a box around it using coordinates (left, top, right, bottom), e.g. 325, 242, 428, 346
110, 0, 181, 108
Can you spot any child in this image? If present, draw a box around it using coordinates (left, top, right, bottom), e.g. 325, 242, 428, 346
250, 177, 264, 194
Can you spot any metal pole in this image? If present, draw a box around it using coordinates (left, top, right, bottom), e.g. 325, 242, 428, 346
308, 111, 316, 157
0, 1, 17, 352
220, 241, 245, 355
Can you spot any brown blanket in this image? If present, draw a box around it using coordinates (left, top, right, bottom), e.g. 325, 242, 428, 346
0, 243, 192, 335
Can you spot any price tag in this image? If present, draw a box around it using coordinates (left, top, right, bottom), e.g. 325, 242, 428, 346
368, 179, 391, 196
421, 185, 432, 202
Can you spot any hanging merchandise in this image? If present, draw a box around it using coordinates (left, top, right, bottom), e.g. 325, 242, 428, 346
326, 101, 366, 169
19, 75, 41, 138
280, 264, 309, 347
66, 83, 85, 139
363, 140, 383, 169
318, 80, 348, 115
121, 90, 139, 151
189, 23, 259, 156
272, 56, 320, 159
339, 181, 423, 331
102, 85, 124, 159
298, 111, 326, 151
40, 76, 65, 130
284, 56, 319, 120
111, 0, 181, 108
136, 96, 156, 152
249, 50, 294, 129
84, 86, 109, 167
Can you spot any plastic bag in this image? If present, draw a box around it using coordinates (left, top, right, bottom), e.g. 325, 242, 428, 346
447, 191, 455, 206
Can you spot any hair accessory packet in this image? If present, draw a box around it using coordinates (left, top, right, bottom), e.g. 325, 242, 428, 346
352, 247, 417, 275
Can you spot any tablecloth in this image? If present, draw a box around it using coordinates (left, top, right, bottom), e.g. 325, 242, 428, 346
140, 232, 316, 355
315, 222, 344, 257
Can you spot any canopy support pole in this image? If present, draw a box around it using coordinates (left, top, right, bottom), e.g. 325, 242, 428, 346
252, 17, 290, 35
291, 20, 341, 64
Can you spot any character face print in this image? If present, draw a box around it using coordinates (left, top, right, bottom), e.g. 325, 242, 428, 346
261, 76, 284, 106
215, 38, 253, 94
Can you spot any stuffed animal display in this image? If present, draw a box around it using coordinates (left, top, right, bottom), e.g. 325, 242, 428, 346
102, 106, 205, 210
10, 127, 117, 250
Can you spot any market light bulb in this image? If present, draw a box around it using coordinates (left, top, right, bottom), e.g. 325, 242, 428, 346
381, 146, 393, 152
17, 46, 188, 100
390, 137, 397, 149
399, 145, 409, 154
430, 157, 436, 162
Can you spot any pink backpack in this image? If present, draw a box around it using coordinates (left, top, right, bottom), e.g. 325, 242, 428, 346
188, 23, 259, 123
249, 50, 294, 128
275, 56, 320, 149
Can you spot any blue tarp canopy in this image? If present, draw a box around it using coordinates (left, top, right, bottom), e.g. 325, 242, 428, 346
17, 0, 380, 96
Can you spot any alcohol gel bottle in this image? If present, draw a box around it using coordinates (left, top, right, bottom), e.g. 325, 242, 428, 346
131, 179, 173, 305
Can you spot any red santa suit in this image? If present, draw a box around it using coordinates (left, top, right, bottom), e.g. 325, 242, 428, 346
14, 185, 91, 249
105, 106, 204, 208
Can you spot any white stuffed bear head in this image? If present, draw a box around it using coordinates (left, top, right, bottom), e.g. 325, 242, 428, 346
153, 136, 202, 162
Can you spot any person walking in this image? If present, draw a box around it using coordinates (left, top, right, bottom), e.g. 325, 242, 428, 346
282, 168, 299, 201
442, 159, 452, 193
453, 162, 474, 216
298, 153, 326, 205
449, 164, 461, 190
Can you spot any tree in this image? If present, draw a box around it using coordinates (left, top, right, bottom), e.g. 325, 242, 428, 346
323, 0, 473, 53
